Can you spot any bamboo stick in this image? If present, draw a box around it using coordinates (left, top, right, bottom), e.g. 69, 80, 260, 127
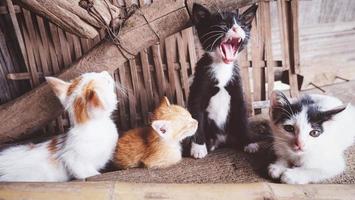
0, 182, 354, 200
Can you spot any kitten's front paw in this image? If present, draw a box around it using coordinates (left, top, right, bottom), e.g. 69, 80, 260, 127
244, 143, 259, 153
268, 163, 286, 179
191, 142, 208, 159
281, 169, 309, 184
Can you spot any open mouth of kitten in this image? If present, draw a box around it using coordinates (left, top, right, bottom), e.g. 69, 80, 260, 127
220, 37, 242, 64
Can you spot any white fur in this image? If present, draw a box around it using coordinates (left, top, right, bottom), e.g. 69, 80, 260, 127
191, 142, 208, 159
269, 94, 355, 184
206, 63, 234, 129
0, 71, 119, 182
244, 143, 259, 153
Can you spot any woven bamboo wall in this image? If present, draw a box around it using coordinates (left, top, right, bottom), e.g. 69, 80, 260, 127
0, 0, 300, 141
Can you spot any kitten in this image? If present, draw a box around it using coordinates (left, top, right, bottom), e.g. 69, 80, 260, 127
114, 97, 198, 169
268, 91, 355, 184
0, 71, 119, 182
188, 3, 259, 159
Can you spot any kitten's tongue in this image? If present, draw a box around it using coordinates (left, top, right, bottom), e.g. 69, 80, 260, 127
221, 43, 234, 63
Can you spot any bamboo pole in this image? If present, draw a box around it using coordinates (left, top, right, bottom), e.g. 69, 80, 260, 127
0, 182, 354, 200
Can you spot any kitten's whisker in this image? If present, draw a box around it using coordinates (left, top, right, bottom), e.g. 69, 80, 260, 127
209, 34, 224, 51
273, 106, 293, 119
200, 31, 226, 40
210, 25, 228, 31
202, 33, 223, 45
279, 93, 295, 116
264, 135, 288, 142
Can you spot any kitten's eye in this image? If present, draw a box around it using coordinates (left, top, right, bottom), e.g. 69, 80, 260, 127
283, 125, 294, 133
309, 130, 321, 137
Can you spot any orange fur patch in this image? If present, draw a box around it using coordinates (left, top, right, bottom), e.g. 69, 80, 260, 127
73, 80, 103, 124
67, 77, 82, 96
47, 138, 58, 154
74, 97, 88, 124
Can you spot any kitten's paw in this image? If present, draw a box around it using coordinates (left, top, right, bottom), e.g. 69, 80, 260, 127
191, 142, 208, 159
281, 169, 309, 184
244, 143, 259, 153
268, 163, 286, 179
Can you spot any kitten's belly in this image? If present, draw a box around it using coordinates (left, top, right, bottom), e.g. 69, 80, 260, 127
207, 87, 231, 128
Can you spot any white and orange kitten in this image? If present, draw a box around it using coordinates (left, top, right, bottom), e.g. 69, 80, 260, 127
268, 91, 355, 184
0, 71, 119, 182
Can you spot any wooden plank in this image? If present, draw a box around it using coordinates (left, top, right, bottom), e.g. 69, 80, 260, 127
140, 49, 154, 110
49, 23, 64, 69
0, 25, 18, 100
277, 0, 299, 97
239, 50, 253, 116
290, 0, 301, 74
260, 1, 274, 97
116, 66, 129, 131
250, 14, 265, 103
176, 32, 190, 101
57, 29, 72, 67
152, 44, 166, 98
35, 16, 51, 76
0, 5, 21, 15
182, 27, 197, 74
0, 182, 354, 200
126, 62, 137, 128
165, 35, 182, 104
21, 9, 40, 87
5, 0, 28, 68
71, 34, 83, 59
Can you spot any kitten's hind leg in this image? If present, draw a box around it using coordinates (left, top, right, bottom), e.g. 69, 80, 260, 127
268, 159, 288, 179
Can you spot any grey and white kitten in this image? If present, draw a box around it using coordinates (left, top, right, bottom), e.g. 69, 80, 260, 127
268, 91, 355, 184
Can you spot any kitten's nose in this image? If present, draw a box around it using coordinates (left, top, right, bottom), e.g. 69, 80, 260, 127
232, 26, 238, 33
294, 138, 304, 151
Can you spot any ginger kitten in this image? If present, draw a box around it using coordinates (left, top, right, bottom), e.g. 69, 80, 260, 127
0, 71, 119, 182
114, 97, 198, 169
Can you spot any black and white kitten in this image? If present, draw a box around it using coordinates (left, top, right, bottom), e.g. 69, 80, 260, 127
268, 91, 355, 184
188, 4, 259, 159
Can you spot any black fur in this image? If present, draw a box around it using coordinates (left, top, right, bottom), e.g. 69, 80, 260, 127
187, 4, 258, 152
271, 92, 347, 135
192, 4, 257, 52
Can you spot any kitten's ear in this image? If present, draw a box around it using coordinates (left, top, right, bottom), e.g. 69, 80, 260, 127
151, 120, 171, 138
269, 90, 287, 121
159, 96, 171, 108
270, 90, 285, 108
241, 4, 258, 26
46, 77, 70, 104
321, 104, 347, 121
234, 9, 239, 16
192, 3, 210, 24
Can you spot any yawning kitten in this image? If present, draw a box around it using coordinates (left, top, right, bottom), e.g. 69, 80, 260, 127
268, 91, 355, 184
0, 71, 119, 182
188, 3, 259, 158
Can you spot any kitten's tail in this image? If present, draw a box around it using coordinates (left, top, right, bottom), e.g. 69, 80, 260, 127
0, 142, 58, 182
